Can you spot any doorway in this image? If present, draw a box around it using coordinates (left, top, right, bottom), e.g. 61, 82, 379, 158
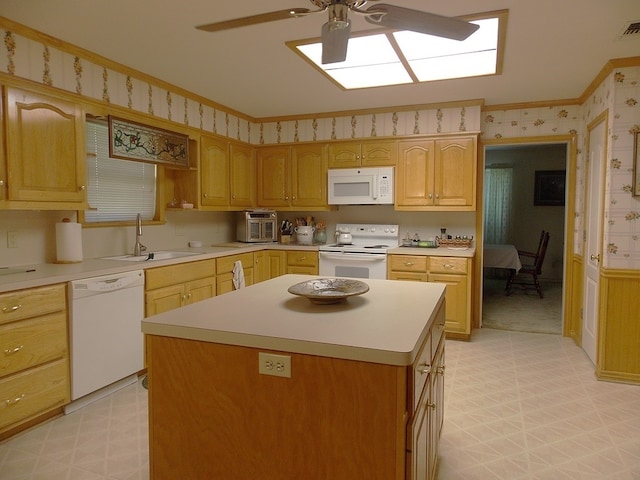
481, 142, 568, 334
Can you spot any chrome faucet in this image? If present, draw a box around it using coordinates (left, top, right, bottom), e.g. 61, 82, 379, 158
133, 213, 147, 256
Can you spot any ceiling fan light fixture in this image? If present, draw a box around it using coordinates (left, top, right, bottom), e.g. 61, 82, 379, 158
327, 4, 349, 29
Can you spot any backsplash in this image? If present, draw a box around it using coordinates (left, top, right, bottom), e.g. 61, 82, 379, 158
0, 208, 476, 268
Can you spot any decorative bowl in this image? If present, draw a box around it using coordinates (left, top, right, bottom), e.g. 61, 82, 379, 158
287, 278, 369, 304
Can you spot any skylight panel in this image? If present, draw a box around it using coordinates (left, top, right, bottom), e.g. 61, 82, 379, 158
289, 11, 505, 90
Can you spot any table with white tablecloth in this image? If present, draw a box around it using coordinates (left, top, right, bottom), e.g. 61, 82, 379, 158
483, 244, 522, 272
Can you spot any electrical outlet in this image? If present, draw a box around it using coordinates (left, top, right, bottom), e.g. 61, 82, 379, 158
258, 352, 291, 378
7, 231, 18, 248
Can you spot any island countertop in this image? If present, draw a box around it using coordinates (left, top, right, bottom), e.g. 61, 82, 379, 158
142, 274, 445, 366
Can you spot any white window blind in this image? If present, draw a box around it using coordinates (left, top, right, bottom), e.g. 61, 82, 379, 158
85, 119, 156, 223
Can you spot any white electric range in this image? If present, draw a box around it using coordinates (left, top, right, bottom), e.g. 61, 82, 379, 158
318, 223, 399, 279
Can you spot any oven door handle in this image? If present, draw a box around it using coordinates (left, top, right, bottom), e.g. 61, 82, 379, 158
319, 252, 386, 261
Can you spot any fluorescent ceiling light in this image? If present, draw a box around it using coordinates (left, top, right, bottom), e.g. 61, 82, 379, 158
290, 12, 505, 90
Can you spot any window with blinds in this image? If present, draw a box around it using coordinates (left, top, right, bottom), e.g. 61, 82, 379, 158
85, 119, 157, 223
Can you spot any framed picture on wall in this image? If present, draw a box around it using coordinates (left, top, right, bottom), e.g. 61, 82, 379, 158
534, 170, 566, 206
633, 131, 640, 197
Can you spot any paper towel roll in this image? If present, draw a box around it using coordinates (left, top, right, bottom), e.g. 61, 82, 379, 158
55, 219, 83, 263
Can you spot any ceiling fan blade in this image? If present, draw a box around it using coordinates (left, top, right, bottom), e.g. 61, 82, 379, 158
364, 4, 479, 41
196, 8, 311, 32
321, 20, 352, 64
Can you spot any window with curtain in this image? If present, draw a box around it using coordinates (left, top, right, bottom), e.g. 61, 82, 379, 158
483, 165, 513, 244
85, 119, 157, 223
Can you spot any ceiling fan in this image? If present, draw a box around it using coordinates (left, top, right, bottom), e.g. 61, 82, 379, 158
196, 1, 479, 64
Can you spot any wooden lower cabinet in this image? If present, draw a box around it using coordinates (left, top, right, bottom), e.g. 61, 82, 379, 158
145, 259, 216, 316
216, 252, 255, 294
254, 250, 287, 283
0, 284, 70, 438
388, 254, 472, 340
146, 301, 444, 480
286, 250, 319, 275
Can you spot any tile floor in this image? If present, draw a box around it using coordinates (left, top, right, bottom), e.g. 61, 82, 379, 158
1, 329, 639, 479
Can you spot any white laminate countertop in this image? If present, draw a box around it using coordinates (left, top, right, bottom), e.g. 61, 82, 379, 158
0, 242, 473, 293
0, 243, 317, 293
387, 246, 476, 257
142, 274, 446, 366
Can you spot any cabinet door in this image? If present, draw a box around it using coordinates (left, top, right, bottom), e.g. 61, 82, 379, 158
361, 141, 397, 166
145, 284, 185, 316
257, 146, 290, 207
186, 277, 216, 304
5, 88, 86, 204
229, 142, 255, 208
328, 142, 360, 168
200, 135, 229, 207
255, 250, 286, 282
409, 381, 431, 480
291, 144, 327, 207
434, 137, 475, 207
396, 140, 435, 206
429, 272, 469, 334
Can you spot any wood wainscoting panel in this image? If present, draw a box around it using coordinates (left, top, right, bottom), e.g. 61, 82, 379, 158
597, 269, 640, 384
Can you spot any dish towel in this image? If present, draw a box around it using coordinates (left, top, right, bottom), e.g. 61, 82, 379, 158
232, 260, 245, 289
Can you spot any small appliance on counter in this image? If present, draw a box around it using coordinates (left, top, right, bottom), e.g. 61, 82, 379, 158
237, 209, 277, 243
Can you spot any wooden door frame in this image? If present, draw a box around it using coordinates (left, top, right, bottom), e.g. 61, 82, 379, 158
475, 134, 577, 337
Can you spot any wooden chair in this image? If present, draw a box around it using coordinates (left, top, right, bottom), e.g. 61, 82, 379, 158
505, 231, 550, 298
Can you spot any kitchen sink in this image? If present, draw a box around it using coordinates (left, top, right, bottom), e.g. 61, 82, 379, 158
101, 251, 204, 262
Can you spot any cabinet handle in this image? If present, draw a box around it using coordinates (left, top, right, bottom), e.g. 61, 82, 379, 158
435, 194, 439, 199
187, 293, 192, 299
417, 363, 431, 375
0, 180, 4, 186
444, 264, 454, 269
4, 345, 24, 356
2, 304, 22, 313
403, 261, 414, 267
437, 365, 445, 375
203, 193, 208, 198
428, 193, 433, 199
5, 394, 25, 407
427, 402, 436, 410
79, 185, 86, 191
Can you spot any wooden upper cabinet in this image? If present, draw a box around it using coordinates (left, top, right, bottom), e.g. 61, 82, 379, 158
257, 146, 290, 207
396, 136, 476, 211
291, 143, 327, 208
200, 135, 229, 207
200, 136, 256, 209
257, 144, 328, 209
396, 140, 435, 207
229, 142, 255, 208
4, 87, 86, 205
434, 137, 476, 208
328, 140, 396, 168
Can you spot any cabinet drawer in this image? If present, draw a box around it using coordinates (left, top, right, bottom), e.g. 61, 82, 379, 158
0, 358, 69, 431
389, 255, 428, 273
146, 259, 216, 290
287, 251, 318, 268
429, 256, 467, 274
0, 284, 66, 326
408, 331, 432, 414
216, 253, 254, 274
0, 312, 67, 377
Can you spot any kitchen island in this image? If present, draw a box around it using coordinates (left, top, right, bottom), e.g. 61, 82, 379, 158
142, 274, 446, 480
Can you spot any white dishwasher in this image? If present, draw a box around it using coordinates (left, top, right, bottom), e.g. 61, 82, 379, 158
67, 269, 145, 409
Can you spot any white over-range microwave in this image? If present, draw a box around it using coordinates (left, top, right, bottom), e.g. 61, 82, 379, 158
327, 167, 394, 205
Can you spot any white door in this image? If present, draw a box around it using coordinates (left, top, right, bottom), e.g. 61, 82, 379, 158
582, 118, 606, 365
